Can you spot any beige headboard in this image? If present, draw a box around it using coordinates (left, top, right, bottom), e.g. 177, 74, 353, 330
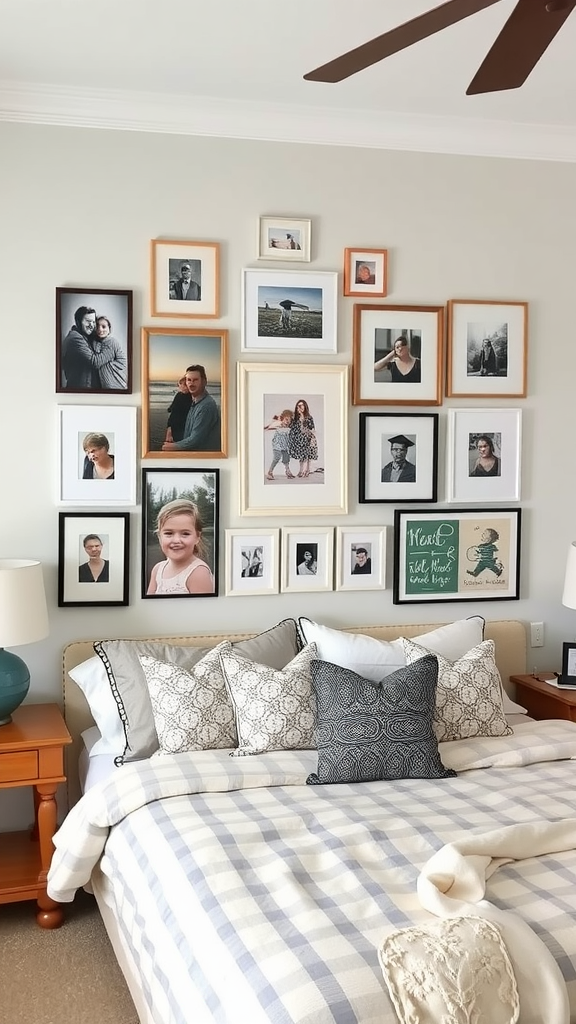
62, 619, 527, 806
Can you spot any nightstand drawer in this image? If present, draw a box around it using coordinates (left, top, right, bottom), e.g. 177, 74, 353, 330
0, 750, 38, 783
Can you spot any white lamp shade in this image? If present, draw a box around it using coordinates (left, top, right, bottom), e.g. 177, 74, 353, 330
0, 560, 49, 647
562, 542, 576, 610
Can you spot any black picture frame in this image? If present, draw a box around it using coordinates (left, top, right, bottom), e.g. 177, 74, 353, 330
56, 287, 133, 394
58, 512, 130, 607
142, 468, 220, 598
560, 643, 576, 684
393, 507, 521, 604
359, 412, 438, 504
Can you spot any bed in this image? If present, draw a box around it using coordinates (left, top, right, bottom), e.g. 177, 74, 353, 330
48, 617, 576, 1024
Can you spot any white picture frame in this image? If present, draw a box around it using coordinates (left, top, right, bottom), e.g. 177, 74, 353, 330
58, 405, 137, 506
335, 526, 387, 592
280, 527, 334, 594
446, 408, 522, 503
224, 528, 279, 597
242, 268, 338, 353
258, 216, 311, 262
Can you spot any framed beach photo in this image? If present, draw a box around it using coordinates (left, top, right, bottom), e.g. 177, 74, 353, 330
58, 512, 130, 607
141, 468, 219, 599
352, 304, 444, 406
280, 527, 334, 594
447, 299, 528, 398
446, 408, 522, 503
58, 405, 137, 507
242, 268, 338, 353
257, 216, 311, 262
224, 528, 279, 597
335, 526, 387, 592
343, 248, 388, 297
393, 508, 522, 604
359, 412, 438, 504
141, 327, 227, 459
56, 287, 132, 394
238, 363, 348, 516
150, 239, 219, 319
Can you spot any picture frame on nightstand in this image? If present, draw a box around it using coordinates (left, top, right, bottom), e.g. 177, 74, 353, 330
560, 642, 576, 685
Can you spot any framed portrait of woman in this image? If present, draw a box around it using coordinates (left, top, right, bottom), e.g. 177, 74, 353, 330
58, 405, 137, 506
58, 512, 130, 607
446, 408, 522, 503
352, 304, 444, 406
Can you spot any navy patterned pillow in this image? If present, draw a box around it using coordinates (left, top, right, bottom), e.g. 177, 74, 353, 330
307, 654, 456, 785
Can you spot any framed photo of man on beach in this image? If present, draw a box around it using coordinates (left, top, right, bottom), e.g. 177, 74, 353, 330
141, 327, 228, 459
56, 287, 132, 395
150, 239, 220, 319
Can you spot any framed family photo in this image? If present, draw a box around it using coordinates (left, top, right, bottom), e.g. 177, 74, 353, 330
447, 299, 528, 398
335, 526, 387, 592
359, 413, 438, 504
58, 405, 137, 506
238, 363, 348, 516
58, 512, 130, 607
150, 239, 219, 319
224, 528, 279, 597
280, 527, 334, 594
258, 216, 311, 261
446, 408, 522, 503
393, 508, 522, 604
141, 468, 219, 599
141, 327, 227, 459
242, 268, 338, 353
343, 248, 388, 297
56, 287, 132, 394
352, 304, 444, 406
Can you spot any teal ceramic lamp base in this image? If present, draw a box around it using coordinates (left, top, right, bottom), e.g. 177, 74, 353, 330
0, 648, 30, 725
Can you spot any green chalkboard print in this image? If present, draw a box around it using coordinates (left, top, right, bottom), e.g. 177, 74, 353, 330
405, 517, 460, 596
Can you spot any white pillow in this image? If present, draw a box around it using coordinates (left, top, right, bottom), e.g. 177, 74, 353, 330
68, 656, 124, 756
298, 617, 485, 684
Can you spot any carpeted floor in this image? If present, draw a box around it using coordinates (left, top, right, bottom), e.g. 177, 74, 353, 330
0, 889, 140, 1024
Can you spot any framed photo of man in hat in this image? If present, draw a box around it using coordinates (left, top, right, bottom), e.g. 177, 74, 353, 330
359, 413, 439, 503
150, 239, 220, 318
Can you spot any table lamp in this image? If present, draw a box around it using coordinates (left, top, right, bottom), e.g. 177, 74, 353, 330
562, 541, 576, 615
0, 559, 49, 725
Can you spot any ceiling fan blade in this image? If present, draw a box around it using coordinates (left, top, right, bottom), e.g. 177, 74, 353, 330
467, 0, 576, 94
304, 0, 503, 82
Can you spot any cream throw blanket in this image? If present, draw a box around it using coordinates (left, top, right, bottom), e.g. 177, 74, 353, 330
379, 819, 576, 1024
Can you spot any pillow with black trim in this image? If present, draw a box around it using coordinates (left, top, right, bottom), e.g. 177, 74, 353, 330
307, 654, 455, 785
402, 638, 513, 743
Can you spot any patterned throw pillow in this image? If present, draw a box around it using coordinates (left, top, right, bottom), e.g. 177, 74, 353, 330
138, 643, 237, 754
402, 638, 512, 743
219, 643, 317, 757
307, 655, 456, 785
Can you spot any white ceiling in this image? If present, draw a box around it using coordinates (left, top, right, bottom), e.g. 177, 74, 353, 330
2, 0, 576, 161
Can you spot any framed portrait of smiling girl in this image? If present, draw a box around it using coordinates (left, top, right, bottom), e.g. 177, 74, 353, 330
57, 405, 137, 506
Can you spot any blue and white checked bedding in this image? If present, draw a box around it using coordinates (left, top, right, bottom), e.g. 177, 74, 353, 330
49, 721, 576, 1024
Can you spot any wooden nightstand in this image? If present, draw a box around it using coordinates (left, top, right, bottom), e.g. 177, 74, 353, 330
0, 703, 72, 928
510, 673, 576, 723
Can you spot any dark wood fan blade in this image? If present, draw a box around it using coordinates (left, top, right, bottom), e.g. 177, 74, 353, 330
467, 0, 576, 93
304, 0, 503, 82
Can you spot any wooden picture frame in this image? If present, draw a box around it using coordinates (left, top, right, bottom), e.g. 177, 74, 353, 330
447, 299, 528, 398
141, 327, 228, 459
446, 408, 522, 503
56, 287, 132, 394
393, 507, 522, 604
58, 405, 137, 507
58, 512, 130, 607
352, 303, 444, 406
280, 526, 334, 593
343, 247, 388, 297
335, 526, 387, 592
150, 239, 219, 319
224, 528, 280, 597
242, 268, 338, 354
359, 412, 438, 504
257, 216, 311, 261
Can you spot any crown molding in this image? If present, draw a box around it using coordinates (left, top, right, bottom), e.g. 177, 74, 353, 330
1, 80, 576, 163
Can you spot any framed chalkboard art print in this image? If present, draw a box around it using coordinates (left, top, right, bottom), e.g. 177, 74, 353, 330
393, 508, 521, 604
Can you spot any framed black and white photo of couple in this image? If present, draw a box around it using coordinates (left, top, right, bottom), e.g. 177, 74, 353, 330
359, 413, 438, 504
58, 405, 137, 507
150, 239, 220, 319
335, 526, 387, 592
224, 528, 279, 597
280, 527, 334, 594
58, 512, 130, 607
343, 248, 388, 298
141, 468, 219, 599
447, 299, 528, 398
393, 508, 522, 605
257, 216, 311, 262
352, 304, 444, 406
56, 287, 132, 395
446, 408, 522, 503
238, 363, 348, 516
242, 268, 338, 354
